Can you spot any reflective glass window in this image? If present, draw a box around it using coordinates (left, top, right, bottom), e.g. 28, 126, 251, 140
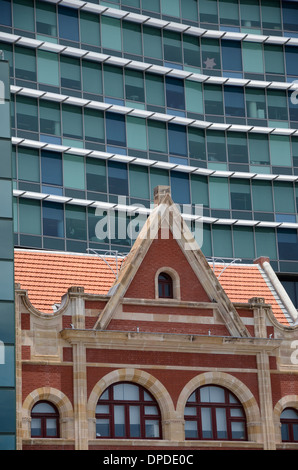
123, 22, 142, 56
15, 46, 36, 82
0, 0, 12, 26
84, 109, 104, 144
43, 201, 64, 238
108, 161, 128, 196
163, 31, 182, 64
170, 171, 190, 204
221, 40, 242, 72
224, 87, 245, 117
36, 1, 57, 37
66, 205, 87, 240
37, 51, 59, 87
41, 151, 62, 186
58, 5, 79, 42
80, 11, 100, 47
143, 26, 162, 60
106, 113, 126, 147
166, 77, 185, 110
168, 124, 187, 157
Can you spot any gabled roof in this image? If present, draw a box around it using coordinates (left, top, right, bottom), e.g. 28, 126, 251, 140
14, 249, 290, 325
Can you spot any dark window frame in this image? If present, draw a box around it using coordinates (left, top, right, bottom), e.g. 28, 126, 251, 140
158, 272, 174, 299
96, 382, 162, 440
184, 385, 247, 441
31, 400, 60, 438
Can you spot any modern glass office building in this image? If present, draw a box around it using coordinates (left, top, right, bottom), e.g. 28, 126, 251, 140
1, 1, 298, 302
0, 58, 16, 449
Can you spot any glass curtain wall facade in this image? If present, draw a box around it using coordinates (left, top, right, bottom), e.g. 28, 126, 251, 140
1, 1, 298, 289
0, 59, 16, 449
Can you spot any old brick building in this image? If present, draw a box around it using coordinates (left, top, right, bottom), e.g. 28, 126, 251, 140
14, 187, 298, 450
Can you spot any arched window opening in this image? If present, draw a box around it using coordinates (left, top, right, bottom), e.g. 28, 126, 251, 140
281, 408, 298, 442
95, 382, 162, 439
31, 401, 60, 438
184, 385, 247, 441
158, 272, 173, 299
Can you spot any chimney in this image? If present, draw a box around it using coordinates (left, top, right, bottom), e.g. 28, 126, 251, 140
154, 185, 171, 206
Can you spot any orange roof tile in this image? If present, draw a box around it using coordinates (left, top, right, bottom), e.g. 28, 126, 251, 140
14, 250, 289, 325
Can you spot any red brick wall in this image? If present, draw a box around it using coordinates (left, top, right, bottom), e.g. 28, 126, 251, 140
125, 231, 210, 303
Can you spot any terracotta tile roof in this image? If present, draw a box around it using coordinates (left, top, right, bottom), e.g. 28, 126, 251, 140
14, 250, 289, 325
212, 264, 288, 325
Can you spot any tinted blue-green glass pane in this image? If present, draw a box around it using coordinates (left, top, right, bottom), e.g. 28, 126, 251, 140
191, 175, 208, 207
209, 177, 230, 210
123, 23, 142, 56
43, 202, 64, 238
161, 0, 180, 16
41, 151, 62, 186
18, 148, 39, 183
145, 74, 165, 107
16, 97, 38, 133
212, 226, 233, 258
66, 205, 87, 240
202, 39, 221, 71
182, 0, 198, 21
240, 0, 260, 27
242, 42, 264, 74
82, 61, 102, 95
150, 168, 169, 199
0, 302, 14, 344
37, 51, 59, 86
166, 78, 185, 110
0, 389, 16, 433
264, 45, 284, 75
201, 224, 212, 257
183, 36, 200, 68
86, 158, 106, 193
101, 16, 122, 51
80, 11, 100, 46
168, 124, 187, 157
0, 220, 13, 260
224, 87, 245, 117
15, 46, 36, 82
129, 166, 149, 199
188, 128, 206, 161
207, 131, 226, 162
148, 121, 167, 154
106, 113, 126, 147
58, 5, 79, 41
108, 161, 128, 196
40, 101, 61, 137
270, 136, 291, 167
13, 0, 34, 31
221, 40, 242, 72
248, 134, 270, 165
246, 89, 266, 119
0, 435, 15, 450
62, 105, 83, 139
170, 171, 190, 204
125, 70, 144, 103
261, 0, 282, 29
143, 26, 162, 60
104, 65, 124, 100
36, 1, 57, 36
60, 57, 81, 90
0, 0, 11, 26
0, 261, 14, 301
0, 345, 14, 386
19, 199, 41, 235
227, 133, 248, 164
64, 154, 85, 190
84, 109, 104, 143
230, 180, 252, 211
127, 116, 147, 151
252, 181, 273, 212
233, 226, 255, 259
219, 0, 239, 25
0, 180, 12, 218
274, 182, 295, 213
164, 31, 182, 63
278, 229, 298, 261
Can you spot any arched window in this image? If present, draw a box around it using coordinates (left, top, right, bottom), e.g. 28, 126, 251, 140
184, 385, 247, 441
31, 401, 60, 438
158, 272, 173, 299
281, 408, 298, 442
96, 382, 162, 439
